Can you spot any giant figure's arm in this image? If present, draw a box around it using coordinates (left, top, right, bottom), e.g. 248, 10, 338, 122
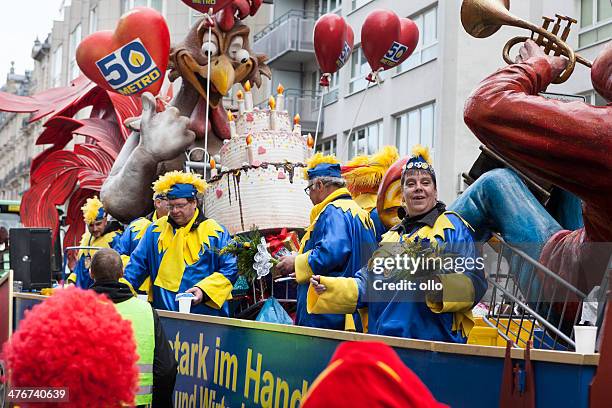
464, 57, 612, 202
101, 92, 195, 223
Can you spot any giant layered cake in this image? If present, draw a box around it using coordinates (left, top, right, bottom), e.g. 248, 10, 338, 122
204, 86, 313, 234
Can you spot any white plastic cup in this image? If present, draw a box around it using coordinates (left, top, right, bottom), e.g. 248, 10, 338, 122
176, 293, 195, 314
574, 325, 597, 354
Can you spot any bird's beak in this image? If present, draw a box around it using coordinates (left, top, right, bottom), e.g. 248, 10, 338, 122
209, 55, 235, 97
173, 50, 235, 108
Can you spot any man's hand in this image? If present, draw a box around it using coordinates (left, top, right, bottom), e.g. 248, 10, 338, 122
139, 92, 195, 161
310, 276, 327, 295
275, 255, 296, 277
186, 286, 206, 305
514, 39, 568, 80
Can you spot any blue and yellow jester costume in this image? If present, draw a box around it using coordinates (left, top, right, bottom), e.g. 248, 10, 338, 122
115, 193, 167, 294
294, 153, 377, 330
68, 196, 123, 288
342, 146, 399, 242
307, 146, 487, 342
124, 171, 238, 315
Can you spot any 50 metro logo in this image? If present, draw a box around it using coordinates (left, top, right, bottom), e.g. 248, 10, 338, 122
96, 38, 162, 96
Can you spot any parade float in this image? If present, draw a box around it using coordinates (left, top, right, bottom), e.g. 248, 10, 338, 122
1, 0, 611, 407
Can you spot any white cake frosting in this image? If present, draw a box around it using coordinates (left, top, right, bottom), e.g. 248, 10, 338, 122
205, 106, 313, 235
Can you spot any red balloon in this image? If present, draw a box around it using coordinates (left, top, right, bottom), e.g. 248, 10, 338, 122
180, 0, 233, 15
361, 9, 419, 72
76, 7, 170, 96
314, 14, 355, 75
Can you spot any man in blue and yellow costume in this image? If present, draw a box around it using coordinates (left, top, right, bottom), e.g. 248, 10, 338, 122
124, 171, 238, 315
276, 153, 377, 330
68, 196, 123, 288
117, 191, 169, 260
342, 146, 399, 242
116, 190, 169, 295
309, 146, 487, 342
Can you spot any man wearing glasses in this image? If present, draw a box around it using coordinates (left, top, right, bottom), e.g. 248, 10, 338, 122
276, 153, 377, 330
124, 171, 238, 315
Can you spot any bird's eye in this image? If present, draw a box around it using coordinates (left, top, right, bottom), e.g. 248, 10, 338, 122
235, 49, 251, 64
201, 41, 218, 57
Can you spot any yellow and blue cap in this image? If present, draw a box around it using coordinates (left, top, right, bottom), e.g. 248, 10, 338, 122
152, 171, 208, 200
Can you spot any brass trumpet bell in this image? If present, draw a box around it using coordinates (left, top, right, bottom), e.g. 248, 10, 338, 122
461, 0, 592, 84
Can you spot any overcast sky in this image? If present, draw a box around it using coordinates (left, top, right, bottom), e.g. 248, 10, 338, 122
0, 1, 63, 86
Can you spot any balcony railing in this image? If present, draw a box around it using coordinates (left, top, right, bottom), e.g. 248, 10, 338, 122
253, 9, 318, 69
255, 88, 323, 133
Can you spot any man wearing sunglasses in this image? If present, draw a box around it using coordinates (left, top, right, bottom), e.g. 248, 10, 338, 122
276, 153, 377, 330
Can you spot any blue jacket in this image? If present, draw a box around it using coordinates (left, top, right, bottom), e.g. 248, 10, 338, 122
124, 209, 238, 316
294, 188, 377, 329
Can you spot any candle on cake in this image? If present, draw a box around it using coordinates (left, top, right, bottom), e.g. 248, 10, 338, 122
246, 134, 254, 165
236, 90, 245, 115
277, 83, 285, 111
269, 95, 277, 130
244, 80, 253, 111
227, 109, 237, 138
210, 157, 217, 177
307, 133, 315, 150
293, 114, 301, 134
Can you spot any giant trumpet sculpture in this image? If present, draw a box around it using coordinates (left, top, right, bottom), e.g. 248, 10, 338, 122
461, 0, 592, 83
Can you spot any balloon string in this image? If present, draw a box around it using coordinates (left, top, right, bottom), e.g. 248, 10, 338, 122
344, 80, 372, 158
313, 86, 327, 154
203, 9, 214, 178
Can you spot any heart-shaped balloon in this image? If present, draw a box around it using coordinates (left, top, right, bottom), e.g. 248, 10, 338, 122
181, 0, 233, 15
361, 9, 419, 72
314, 14, 355, 75
76, 7, 170, 96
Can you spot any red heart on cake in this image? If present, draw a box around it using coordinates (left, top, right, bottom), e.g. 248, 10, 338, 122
258, 146, 266, 155
277, 171, 286, 180
180, 0, 233, 15
361, 10, 419, 72
215, 188, 223, 198
76, 7, 170, 96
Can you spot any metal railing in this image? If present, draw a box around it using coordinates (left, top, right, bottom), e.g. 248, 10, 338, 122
480, 233, 608, 351
252, 9, 318, 63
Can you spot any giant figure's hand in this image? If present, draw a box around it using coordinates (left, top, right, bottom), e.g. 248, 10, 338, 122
515, 39, 568, 80
139, 92, 195, 161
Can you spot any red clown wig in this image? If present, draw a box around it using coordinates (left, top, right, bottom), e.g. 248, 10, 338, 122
2, 287, 139, 407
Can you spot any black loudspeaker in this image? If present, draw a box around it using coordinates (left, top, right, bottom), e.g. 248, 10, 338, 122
9, 228, 52, 291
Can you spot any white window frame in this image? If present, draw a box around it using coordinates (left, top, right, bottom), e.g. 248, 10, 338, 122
89, 6, 98, 34
69, 24, 82, 81
396, 5, 439, 75
350, 0, 373, 12
321, 0, 343, 14
349, 47, 370, 94
578, 0, 612, 48
346, 120, 383, 159
53, 45, 63, 87
579, 89, 608, 106
122, 0, 166, 15
395, 102, 436, 158
316, 136, 337, 156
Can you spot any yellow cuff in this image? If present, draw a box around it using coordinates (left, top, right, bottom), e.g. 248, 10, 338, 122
307, 276, 358, 315
426, 274, 475, 313
120, 254, 131, 270
295, 251, 313, 284
138, 276, 151, 294
67, 273, 76, 283
119, 277, 137, 296
196, 272, 234, 309
358, 307, 369, 333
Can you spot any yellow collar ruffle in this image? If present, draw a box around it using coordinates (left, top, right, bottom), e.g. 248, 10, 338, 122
153, 209, 224, 292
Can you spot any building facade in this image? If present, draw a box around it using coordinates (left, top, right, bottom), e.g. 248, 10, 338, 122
252, 0, 610, 204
